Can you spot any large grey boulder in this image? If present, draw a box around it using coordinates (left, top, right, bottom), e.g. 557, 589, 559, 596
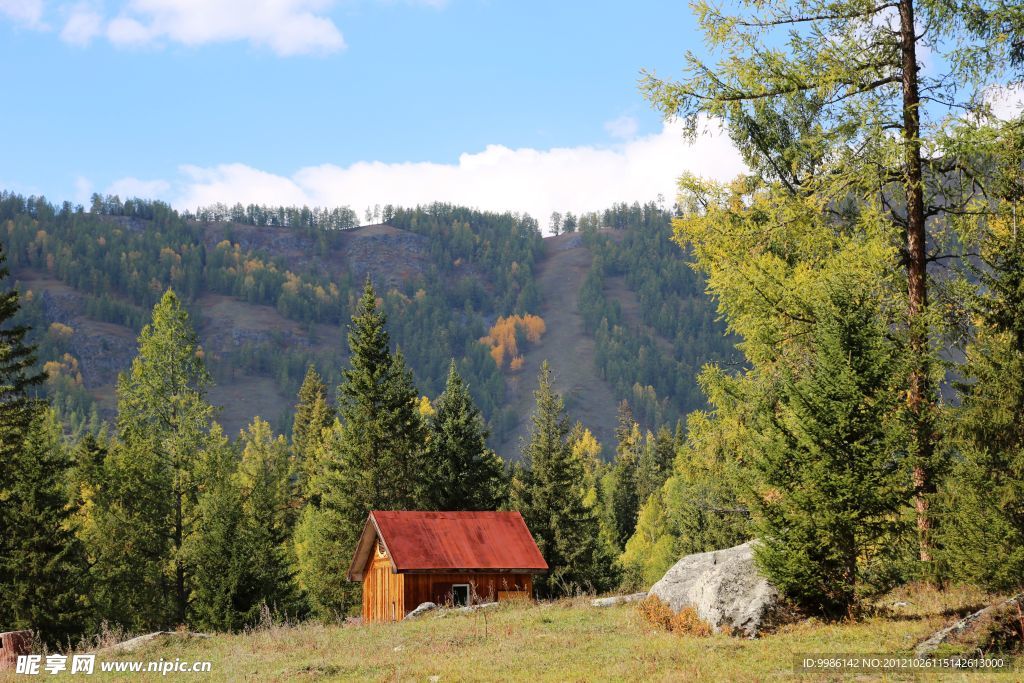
650, 541, 781, 637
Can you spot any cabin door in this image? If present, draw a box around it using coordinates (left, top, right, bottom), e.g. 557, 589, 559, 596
452, 584, 470, 607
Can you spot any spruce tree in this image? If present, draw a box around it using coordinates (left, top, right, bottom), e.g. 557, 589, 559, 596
1, 409, 90, 646
308, 279, 428, 618
514, 361, 615, 595
0, 242, 44, 462
96, 289, 214, 629
424, 360, 507, 510
636, 426, 676, 506
940, 202, 1024, 591
291, 364, 333, 506
190, 422, 300, 630
0, 242, 47, 632
236, 418, 300, 616
187, 426, 249, 632
606, 403, 642, 550
749, 285, 908, 617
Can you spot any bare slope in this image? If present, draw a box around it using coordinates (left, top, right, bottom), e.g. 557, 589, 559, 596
493, 232, 621, 458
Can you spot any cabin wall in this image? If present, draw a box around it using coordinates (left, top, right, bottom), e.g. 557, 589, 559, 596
362, 552, 405, 623
404, 573, 533, 612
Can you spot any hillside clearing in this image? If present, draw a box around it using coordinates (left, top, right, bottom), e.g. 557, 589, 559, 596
22, 586, 1019, 682
496, 232, 621, 456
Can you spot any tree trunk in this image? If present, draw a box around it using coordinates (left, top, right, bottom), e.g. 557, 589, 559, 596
899, 0, 935, 565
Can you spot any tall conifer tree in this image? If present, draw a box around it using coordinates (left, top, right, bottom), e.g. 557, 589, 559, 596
606, 403, 642, 550
513, 361, 615, 595
291, 365, 333, 506
941, 184, 1024, 590
643, 0, 1024, 566
424, 360, 506, 510
0, 242, 44, 461
1, 409, 90, 646
97, 290, 214, 628
749, 284, 908, 617
307, 279, 428, 618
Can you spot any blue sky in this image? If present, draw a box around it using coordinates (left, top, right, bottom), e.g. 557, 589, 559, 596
0, 0, 745, 223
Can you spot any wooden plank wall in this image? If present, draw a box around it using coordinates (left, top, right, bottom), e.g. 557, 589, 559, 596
404, 573, 533, 614
362, 553, 405, 623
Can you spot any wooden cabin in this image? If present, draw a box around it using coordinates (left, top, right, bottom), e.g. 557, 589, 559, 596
347, 510, 548, 623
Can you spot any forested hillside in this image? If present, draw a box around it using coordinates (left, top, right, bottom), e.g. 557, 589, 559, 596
0, 191, 732, 454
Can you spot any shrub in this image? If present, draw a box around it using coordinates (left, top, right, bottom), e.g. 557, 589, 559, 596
637, 596, 712, 636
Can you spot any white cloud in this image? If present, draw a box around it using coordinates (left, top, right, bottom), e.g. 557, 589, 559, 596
106, 176, 172, 199
105, 0, 345, 55
0, 0, 45, 27
61, 4, 104, 45
73, 176, 94, 204
985, 83, 1024, 121
115, 119, 745, 231
604, 115, 638, 140
105, 15, 153, 45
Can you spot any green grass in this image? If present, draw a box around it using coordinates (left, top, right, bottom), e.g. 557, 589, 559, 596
5, 585, 1020, 682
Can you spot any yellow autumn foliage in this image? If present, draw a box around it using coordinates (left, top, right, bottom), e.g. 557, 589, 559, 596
479, 314, 546, 370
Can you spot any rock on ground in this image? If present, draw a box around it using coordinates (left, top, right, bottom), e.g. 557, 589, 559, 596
592, 592, 649, 608
915, 594, 1024, 658
650, 541, 781, 637
405, 602, 438, 619
96, 631, 210, 655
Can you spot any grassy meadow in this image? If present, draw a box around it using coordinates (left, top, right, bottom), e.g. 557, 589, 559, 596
6, 584, 1019, 682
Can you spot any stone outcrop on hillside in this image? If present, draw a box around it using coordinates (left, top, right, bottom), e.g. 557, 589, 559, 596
650, 541, 782, 637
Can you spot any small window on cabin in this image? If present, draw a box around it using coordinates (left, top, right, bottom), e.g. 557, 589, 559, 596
452, 584, 470, 607
376, 539, 387, 557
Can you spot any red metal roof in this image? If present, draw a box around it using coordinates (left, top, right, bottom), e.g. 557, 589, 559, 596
348, 511, 548, 579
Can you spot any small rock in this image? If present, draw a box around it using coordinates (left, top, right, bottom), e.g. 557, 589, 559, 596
428, 677, 440, 682
591, 592, 649, 608
406, 602, 438, 619
95, 631, 210, 655
453, 602, 498, 614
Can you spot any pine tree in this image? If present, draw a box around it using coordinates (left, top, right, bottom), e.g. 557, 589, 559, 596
749, 284, 909, 617
95, 289, 214, 629
291, 365, 333, 506
1, 409, 90, 646
513, 361, 615, 595
424, 360, 507, 510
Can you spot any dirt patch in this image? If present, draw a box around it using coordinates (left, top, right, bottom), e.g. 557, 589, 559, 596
493, 233, 621, 459
209, 375, 294, 437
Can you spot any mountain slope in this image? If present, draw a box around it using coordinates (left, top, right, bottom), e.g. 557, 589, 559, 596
495, 232, 623, 456
1, 194, 730, 457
